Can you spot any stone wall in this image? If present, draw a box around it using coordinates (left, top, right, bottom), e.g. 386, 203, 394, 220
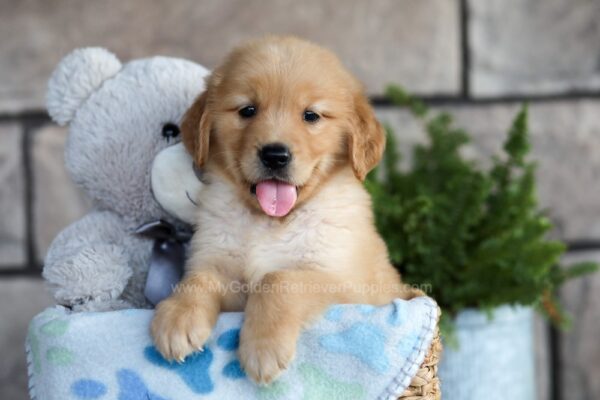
1, 1, 599, 399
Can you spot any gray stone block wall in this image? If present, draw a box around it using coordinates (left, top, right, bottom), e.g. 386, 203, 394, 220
32, 124, 91, 263
0, 279, 54, 400
469, 0, 600, 97
0, 0, 460, 112
0, 1, 598, 399
559, 250, 600, 400
0, 123, 26, 267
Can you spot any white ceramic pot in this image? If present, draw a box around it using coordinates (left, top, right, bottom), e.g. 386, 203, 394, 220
439, 305, 535, 400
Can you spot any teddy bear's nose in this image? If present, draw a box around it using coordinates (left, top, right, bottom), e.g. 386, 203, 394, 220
259, 143, 292, 170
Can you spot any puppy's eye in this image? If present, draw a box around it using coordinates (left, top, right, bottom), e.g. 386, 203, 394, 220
303, 110, 320, 123
238, 105, 257, 118
162, 123, 180, 140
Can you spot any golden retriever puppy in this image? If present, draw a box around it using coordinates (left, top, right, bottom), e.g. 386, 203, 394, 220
151, 35, 418, 384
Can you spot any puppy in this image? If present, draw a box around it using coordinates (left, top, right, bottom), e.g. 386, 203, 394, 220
151, 35, 418, 384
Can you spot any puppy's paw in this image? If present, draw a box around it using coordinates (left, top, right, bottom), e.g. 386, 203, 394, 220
151, 296, 217, 362
238, 328, 297, 384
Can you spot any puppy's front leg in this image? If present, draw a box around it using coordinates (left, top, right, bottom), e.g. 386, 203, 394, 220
239, 268, 354, 384
151, 270, 226, 362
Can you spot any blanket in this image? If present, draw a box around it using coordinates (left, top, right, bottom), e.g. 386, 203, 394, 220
26, 297, 438, 400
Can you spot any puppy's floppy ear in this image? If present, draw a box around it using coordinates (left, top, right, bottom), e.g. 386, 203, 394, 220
348, 92, 386, 181
181, 90, 211, 167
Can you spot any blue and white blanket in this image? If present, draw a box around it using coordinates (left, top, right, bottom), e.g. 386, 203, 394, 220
26, 297, 438, 400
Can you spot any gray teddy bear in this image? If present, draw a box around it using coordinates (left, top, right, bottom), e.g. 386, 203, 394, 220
43, 48, 208, 312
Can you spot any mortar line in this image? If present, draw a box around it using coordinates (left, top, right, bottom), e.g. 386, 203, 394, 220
459, 0, 471, 99
21, 115, 49, 272
21, 120, 36, 271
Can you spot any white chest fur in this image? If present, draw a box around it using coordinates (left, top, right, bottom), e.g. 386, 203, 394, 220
188, 169, 372, 284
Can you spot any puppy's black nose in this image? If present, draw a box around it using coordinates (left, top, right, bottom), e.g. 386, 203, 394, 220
259, 143, 291, 170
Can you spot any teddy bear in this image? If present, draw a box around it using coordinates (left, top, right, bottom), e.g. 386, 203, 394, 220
43, 47, 208, 312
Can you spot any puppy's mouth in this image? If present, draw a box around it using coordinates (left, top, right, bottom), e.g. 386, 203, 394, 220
250, 179, 298, 217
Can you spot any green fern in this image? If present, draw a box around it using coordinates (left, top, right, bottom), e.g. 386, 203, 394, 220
367, 85, 598, 332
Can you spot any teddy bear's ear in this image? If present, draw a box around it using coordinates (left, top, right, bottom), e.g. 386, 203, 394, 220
46, 47, 122, 126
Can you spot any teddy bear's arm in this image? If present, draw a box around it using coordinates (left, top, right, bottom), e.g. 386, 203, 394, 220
43, 210, 136, 311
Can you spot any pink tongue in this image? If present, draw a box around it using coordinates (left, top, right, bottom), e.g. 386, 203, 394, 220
255, 180, 298, 217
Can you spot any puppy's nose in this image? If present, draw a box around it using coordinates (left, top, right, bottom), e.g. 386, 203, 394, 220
259, 143, 291, 170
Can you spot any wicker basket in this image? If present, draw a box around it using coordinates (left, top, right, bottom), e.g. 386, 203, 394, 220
398, 310, 442, 400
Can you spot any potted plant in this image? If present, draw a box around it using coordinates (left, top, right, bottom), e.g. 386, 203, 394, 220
366, 86, 598, 400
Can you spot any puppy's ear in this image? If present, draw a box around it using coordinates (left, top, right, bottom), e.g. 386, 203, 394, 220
348, 93, 385, 181
181, 91, 211, 167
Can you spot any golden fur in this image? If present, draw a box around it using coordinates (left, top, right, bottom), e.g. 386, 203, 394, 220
151, 36, 419, 384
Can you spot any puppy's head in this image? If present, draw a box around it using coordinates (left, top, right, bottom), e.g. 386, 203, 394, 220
182, 36, 384, 217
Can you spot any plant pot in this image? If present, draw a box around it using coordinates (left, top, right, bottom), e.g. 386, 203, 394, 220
438, 305, 535, 400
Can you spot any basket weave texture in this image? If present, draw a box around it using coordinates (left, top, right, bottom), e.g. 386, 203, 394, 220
397, 310, 442, 400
